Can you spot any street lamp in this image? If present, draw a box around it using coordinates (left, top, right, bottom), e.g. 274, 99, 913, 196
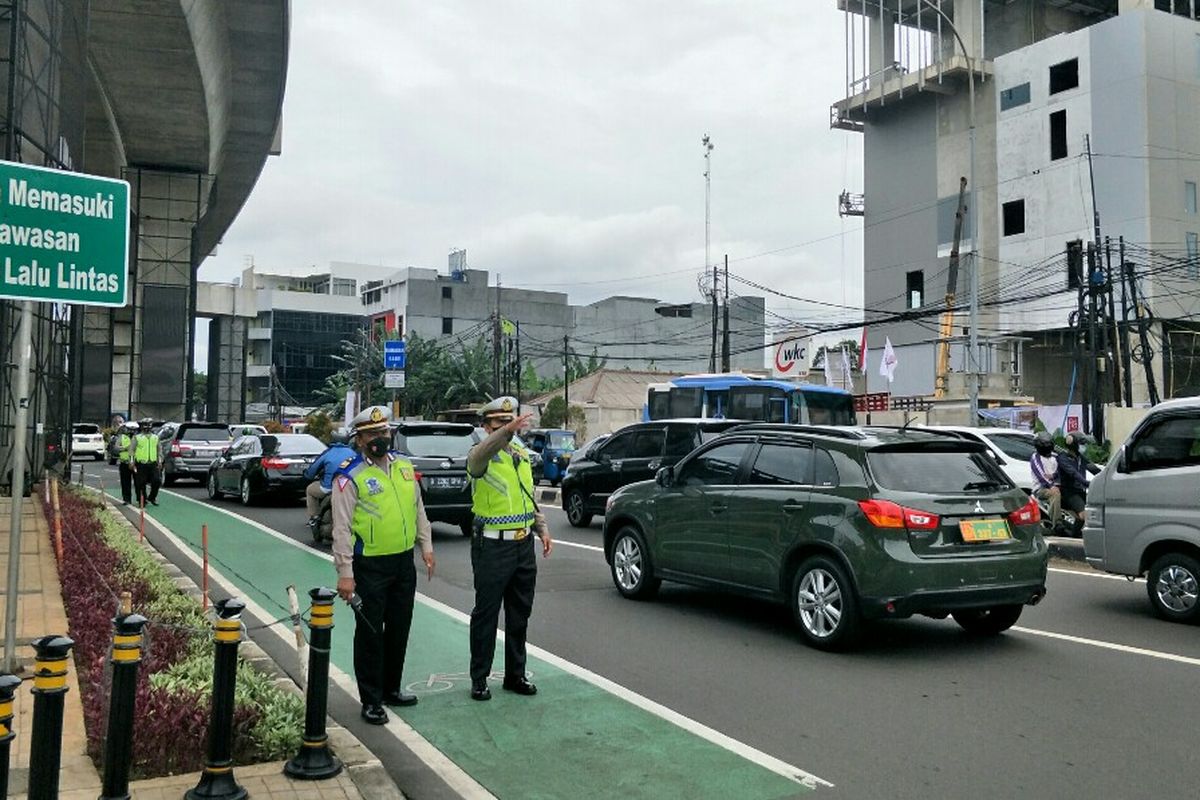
918, 0, 979, 420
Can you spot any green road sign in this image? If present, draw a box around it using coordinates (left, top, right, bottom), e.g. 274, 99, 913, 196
0, 160, 130, 307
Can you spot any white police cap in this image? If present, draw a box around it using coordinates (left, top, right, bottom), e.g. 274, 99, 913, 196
480, 396, 519, 421
351, 405, 391, 435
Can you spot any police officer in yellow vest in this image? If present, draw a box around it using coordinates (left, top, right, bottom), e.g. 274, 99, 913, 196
128, 418, 161, 506
116, 421, 137, 505
466, 396, 553, 701
332, 405, 436, 725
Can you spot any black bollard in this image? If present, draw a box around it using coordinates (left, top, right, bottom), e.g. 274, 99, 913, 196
28, 634, 74, 800
99, 613, 148, 800
186, 599, 247, 800
284, 587, 343, 780
0, 672, 22, 799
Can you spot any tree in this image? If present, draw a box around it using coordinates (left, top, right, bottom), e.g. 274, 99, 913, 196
305, 411, 334, 443
812, 339, 862, 371
263, 419, 285, 434
192, 372, 208, 419
538, 396, 587, 438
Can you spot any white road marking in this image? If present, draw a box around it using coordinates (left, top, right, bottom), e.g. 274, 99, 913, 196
118, 485, 832, 791
553, 538, 604, 553
1013, 626, 1200, 668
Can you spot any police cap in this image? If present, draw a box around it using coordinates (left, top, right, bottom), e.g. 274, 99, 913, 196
351, 405, 391, 436
125, 421, 140, 432
479, 396, 519, 423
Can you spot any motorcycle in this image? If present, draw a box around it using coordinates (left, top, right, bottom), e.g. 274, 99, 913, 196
308, 485, 334, 544
1034, 490, 1085, 538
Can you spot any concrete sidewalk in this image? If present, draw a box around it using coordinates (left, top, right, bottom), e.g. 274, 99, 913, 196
0, 489, 390, 800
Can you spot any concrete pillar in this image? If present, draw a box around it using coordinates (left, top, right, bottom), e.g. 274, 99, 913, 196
952, 0, 983, 61
868, 2, 897, 79
206, 317, 247, 423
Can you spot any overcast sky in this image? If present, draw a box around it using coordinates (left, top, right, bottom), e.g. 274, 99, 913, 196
195, 2, 864, 368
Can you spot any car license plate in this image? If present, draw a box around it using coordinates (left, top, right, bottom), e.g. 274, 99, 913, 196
960, 518, 1011, 542
430, 476, 464, 489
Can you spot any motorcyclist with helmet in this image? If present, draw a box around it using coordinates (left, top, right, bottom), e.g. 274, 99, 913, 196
1030, 431, 1062, 533
1057, 432, 1093, 536
304, 427, 355, 537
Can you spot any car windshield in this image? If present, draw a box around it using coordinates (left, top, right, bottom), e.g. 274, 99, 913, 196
401, 432, 474, 458
180, 426, 232, 442
549, 432, 576, 450
988, 433, 1038, 461
867, 445, 1013, 493
265, 434, 324, 455
73, 424, 100, 435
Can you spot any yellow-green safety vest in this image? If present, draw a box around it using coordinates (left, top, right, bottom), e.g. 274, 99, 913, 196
470, 442, 536, 530
341, 455, 418, 557
117, 434, 132, 463
133, 434, 158, 464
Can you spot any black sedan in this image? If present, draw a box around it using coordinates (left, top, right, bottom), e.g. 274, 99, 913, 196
206, 433, 325, 506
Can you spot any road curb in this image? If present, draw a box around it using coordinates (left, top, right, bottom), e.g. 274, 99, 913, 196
1046, 536, 1086, 563
99, 495, 408, 800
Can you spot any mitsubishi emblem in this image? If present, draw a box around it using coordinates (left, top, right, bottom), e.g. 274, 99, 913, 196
973, 501, 985, 514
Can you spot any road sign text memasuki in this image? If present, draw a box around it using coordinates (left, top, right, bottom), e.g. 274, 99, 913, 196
0, 161, 130, 306
384, 340, 407, 370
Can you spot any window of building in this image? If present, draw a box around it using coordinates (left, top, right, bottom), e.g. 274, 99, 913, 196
1049, 58, 1079, 95
1158, 0, 1194, 17
1188, 232, 1199, 279
442, 286, 453, 299
441, 317, 453, 335
1050, 110, 1068, 161
906, 270, 924, 309
655, 304, 694, 318
999, 82, 1030, 111
1067, 239, 1084, 289
1187, 181, 1197, 214
332, 278, 356, 297
1002, 200, 1026, 236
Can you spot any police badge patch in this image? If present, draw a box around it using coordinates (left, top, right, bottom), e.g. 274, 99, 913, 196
365, 477, 384, 495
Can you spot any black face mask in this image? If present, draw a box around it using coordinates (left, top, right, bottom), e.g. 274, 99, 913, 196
365, 437, 389, 458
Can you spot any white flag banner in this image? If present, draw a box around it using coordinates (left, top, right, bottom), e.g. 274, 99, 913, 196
879, 337, 899, 384
840, 346, 854, 391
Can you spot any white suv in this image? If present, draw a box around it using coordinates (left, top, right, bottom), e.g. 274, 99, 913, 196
918, 425, 1041, 490
71, 423, 105, 460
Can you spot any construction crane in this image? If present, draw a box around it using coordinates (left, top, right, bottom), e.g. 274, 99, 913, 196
934, 177, 969, 399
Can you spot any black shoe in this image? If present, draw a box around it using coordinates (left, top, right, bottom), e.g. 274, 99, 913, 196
382, 691, 418, 707
149, 499, 159, 506
470, 683, 492, 701
502, 676, 537, 696
361, 704, 388, 725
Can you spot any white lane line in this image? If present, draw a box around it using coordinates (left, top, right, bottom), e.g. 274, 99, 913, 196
554, 538, 603, 553
142, 488, 831, 790
90, 488, 497, 800
1013, 626, 1200, 668
1049, 566, 1144, 583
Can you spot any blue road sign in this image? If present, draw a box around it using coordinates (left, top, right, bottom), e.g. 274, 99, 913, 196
384, 339, 407, 369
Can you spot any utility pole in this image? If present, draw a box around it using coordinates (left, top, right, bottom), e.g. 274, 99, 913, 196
1073, 241, 1090, 436
721, 255, 730, 373
1123, 252, 1160, 406
1086, 243, 1104, 442
1105, 238, 1124, 406
492, 275, 502, 396
1118, 237, 1133, 407
703, 134, 715, 373
562, 335, 570, 415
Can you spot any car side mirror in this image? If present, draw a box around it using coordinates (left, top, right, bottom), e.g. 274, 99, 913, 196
655, 466, 674, 488
1115, 448, 1128, 473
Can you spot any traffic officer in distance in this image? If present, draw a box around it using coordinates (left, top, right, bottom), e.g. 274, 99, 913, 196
332, 405, 436, 725
129, 418, 161, 506
467, 396, 553, 702
116, 421, 137, 505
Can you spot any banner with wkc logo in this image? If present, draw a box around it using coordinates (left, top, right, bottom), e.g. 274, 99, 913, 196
772, 328, 811, 379
0, 160, 130, 307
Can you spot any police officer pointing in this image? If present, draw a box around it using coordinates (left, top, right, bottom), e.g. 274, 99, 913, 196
467, 397, 553, 701
332, 405, 435, 725
116, 421, 137, 505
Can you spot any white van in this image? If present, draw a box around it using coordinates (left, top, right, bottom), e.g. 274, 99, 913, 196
1083, 397, 1200, 623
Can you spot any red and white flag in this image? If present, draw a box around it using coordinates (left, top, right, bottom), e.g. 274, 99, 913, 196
858, 328, 868, 372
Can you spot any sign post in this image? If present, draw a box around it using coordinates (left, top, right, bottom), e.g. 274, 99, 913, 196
383, 340, 407, 419
0, 161, 130, 671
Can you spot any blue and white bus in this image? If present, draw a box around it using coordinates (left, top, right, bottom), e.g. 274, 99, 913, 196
644, 373, 856, 425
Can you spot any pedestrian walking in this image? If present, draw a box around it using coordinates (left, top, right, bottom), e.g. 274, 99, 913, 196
332, 405, 435, 725
129, 418, 161, 506
466, 396, 553, 702
116, 421, 137, 505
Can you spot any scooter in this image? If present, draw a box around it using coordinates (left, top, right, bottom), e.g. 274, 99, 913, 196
308, 489, 333, 544
1034, 491, 1084, 538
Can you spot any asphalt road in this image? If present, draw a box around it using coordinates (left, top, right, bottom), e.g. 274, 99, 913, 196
87, 460, 1200, 798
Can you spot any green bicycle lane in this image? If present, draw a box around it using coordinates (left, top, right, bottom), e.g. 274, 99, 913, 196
111, 487, 823, 799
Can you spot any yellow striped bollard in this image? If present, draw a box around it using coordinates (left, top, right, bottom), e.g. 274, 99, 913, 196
99, 613, 148, 800
186, 599, 246, 800
284, 587, 342, 779
28, 635, 74, 800
0, 673, 21, 799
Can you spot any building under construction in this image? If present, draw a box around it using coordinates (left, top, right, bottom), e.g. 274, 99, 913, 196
834, 0, 1200, 432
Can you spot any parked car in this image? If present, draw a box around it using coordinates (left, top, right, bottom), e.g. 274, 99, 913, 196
524, 428, 577, 486
603, 425, 1049, 650
207, 433, 325, 505
158, 422, 233, 485
394, 422, 477, 536
229, 423, 268, 438
1084, 397, 1200, 623
561, 419, 744, 528
70, 423, 105, 461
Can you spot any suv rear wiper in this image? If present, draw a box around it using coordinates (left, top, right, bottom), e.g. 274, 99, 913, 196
962, 480, 1007, 491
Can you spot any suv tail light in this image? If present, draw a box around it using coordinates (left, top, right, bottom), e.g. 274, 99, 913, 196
1008, 496, 1041, 527
170, 442, 181, 456
857, 499, 940, 531
261, 457, 287, 470
414, 471, 423, 483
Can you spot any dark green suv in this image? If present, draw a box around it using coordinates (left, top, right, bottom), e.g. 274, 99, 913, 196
602, 425, 1049, 650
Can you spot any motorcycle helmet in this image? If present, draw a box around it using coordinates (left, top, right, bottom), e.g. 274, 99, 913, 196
1034, 431, 1054, 457
1064, 432, 1088, 452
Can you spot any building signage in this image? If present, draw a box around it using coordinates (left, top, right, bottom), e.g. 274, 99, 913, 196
772, 329, 811, 379
383, 339, 407, 370
384, 370, 406, 389
0, 160, 130, 306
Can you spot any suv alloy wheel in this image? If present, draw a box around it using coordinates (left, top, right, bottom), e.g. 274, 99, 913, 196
791, 555, 861, 650
610, 526, 660, 599
565, 490, 592, 528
